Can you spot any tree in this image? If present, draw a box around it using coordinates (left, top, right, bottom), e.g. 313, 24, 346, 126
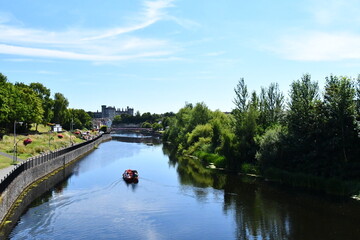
232, 78, 259, 166
112, 115, 122, 125
12, 83, 44, 131
287, 74, 319, 140
259, 83, 284, 130
66, 109, 92, 130
0, 74, 11, 131
29, 82, 54, 130
187, 102, 212, 133
52, 93, 69, 126
286, 74, 320, 171
323, 76, 358, 165
233, 78, 248, 114
256, 125, 285, 170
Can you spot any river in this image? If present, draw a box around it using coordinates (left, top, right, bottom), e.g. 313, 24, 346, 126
7, 134, 360, 239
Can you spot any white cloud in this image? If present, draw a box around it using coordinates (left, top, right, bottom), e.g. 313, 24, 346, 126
271, 31, 360, 61
0, 0, 180, 62
204, 51, 226, 57
83, 0, 174, 41
306, 0, 360, 26
0, 44, 171, 61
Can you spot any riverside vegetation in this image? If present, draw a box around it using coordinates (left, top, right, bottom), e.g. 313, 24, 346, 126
0, 124, 98, 168
163, 74, 360, 197
0, 72, 100, 168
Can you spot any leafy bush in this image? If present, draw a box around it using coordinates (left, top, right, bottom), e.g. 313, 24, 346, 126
99, 125, 107, 132
195, 151, 226, 168
141, 122, 152, 128
256, 125, 285, 169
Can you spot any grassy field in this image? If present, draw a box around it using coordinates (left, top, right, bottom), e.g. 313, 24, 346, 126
0, 155, 13, 169
0, 124, 90, 169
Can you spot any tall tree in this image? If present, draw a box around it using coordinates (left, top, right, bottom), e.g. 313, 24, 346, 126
0, 74, 11, 130
11, 83, 44, 131
259, 83, 284, 130
29, 82, 54, 130
52, 93, 69, 126
233, 78, 259, 166
233, 78, 248, 114
66, 108, 92, 130
286, 74, 320, 171
323, 75, 358, 164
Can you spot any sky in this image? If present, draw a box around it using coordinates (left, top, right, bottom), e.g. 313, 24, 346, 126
1, 0, 360, 114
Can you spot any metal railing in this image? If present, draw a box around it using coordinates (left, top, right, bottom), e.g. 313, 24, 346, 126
0, 134, 105, 193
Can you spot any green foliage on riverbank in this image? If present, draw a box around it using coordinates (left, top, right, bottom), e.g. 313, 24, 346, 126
164, 74, 360, 196
163, 103, 236, 169
112, 111, 175, 130
0, 73, 92, 135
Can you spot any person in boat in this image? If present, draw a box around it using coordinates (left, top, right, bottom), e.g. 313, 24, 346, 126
132, 170, 138, 178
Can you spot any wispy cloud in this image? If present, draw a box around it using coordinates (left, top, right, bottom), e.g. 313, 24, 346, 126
0, 44, 172, 61
204, 51, 226, 57
0, 0, 181, 62
270, 31, 360, 61
306, 0, 360, 26
83, 0, 174, 41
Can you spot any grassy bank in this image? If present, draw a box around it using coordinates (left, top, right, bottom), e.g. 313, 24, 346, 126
0, 125, 89, 169
0, 155, 13, 169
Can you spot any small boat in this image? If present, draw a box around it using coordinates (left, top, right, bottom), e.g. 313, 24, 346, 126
122, 169, 139, 183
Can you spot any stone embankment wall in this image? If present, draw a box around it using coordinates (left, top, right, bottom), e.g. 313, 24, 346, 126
0, 133, 112, 224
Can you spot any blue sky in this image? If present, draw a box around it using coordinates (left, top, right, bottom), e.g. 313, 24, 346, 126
1, 0, 360, 113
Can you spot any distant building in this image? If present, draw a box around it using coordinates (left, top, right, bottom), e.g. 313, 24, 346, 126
89, 105, 134, 120
52, 124, 62, 132
91, 118, 112, 130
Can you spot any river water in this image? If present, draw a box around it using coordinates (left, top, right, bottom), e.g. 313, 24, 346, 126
8, 134, 360, 240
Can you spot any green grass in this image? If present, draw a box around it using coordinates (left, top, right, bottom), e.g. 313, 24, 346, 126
0, 125, 92, 169
0, 155, 14, 169
29, 124, 51, 133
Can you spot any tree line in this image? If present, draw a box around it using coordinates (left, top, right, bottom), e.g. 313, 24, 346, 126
0, 73, 92, 135
163, 74, 360, 195
112, 111, 175, 130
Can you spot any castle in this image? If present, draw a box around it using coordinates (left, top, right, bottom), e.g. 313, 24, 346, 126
91, 105, 134, 119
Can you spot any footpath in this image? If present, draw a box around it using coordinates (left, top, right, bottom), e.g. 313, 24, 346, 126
0, 151, 25, 181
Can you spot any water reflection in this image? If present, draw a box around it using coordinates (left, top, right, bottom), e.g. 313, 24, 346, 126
167, 146, 360, 240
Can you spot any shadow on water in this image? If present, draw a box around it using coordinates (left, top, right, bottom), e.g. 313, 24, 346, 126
163, 144, 360, 240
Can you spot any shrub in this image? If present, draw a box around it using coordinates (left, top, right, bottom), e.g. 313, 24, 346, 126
141, 122, 152, 128
23, 138, 32, 146
100, 125, 107, 132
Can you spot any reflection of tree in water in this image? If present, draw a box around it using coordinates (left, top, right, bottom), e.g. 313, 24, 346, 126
162, 144, 177, 168
170, 151, 292, 240
223, 175, 291, 240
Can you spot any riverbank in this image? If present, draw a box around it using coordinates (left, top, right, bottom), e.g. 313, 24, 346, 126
215, 164, 360, 200
182, 151, 360, 200
0, 125, 101, 169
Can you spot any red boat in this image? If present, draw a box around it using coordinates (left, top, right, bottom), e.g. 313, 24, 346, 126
123, 169, 139, 183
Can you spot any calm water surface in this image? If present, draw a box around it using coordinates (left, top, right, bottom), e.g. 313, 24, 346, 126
9, 135, 360, 240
